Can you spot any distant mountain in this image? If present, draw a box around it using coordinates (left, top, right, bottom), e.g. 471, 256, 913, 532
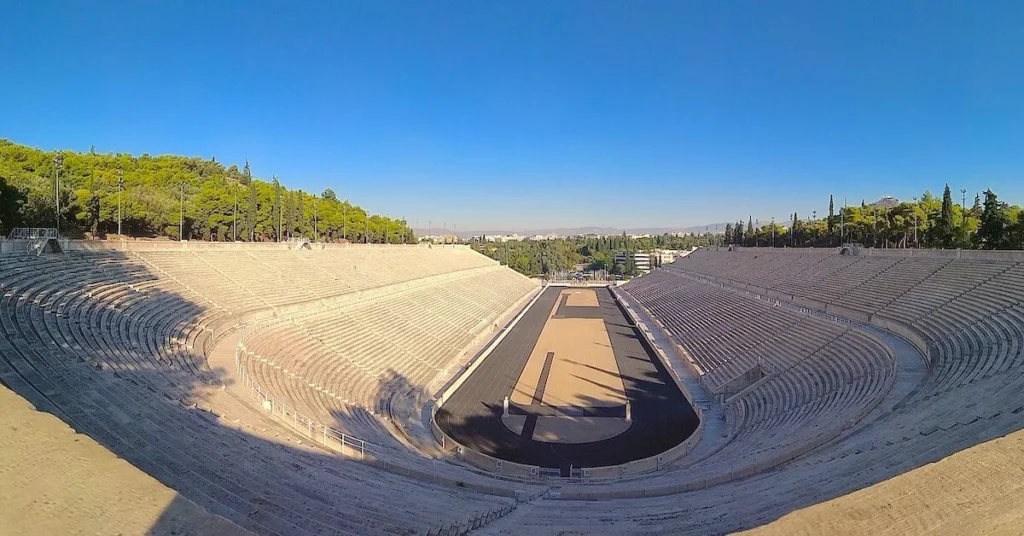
413, 223, 732, 238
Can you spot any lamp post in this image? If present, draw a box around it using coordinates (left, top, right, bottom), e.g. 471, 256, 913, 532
960, 188, 967, 230
313, 197, 318, 242
912, 196, 918, 248
233, 187, 238, 241
54, 154, 64, 232
179, 181, 186, 241
117, 169, 124, 237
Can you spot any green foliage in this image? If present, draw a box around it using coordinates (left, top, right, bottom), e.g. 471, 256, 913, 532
978, 189, 1008, 249
0, 139, 412, 242
470, 234, 710, 277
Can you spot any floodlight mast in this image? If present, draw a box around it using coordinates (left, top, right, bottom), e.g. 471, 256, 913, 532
53, 154, 64, 233
117, 169, 124, 237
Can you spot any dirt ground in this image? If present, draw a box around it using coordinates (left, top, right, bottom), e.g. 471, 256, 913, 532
510, 289, 625, 408
0, 384, 249, 536
743, 427, 1024, 536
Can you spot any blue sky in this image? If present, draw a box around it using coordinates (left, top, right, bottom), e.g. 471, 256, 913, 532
3, 1, 1023, 231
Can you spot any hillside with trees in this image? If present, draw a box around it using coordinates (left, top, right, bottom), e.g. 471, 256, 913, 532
0, 139, 413, 243
724, 188, 1024, 250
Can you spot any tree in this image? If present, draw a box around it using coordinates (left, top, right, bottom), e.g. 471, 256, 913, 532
978, 189, 1006, 249
747, 215, 754, 247
724, 222, 734, 245
735, 221, 744, 246
828, 195, 835, 243
0, 138, 414, 242
323, 188, 336, 201
939, 184, 955, 247
272, 177, 282, 241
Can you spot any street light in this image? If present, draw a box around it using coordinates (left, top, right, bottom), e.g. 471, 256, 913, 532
912, 196, 918, 248
960, 188, 968, 230
117, 169, 125, 237
179, 181, 185, 241
53, 154, 64, 232
233, 186, 238, 241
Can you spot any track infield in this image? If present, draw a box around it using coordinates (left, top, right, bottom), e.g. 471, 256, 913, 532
435, 286, 699, 471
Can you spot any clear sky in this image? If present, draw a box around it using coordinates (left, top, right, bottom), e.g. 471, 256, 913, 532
3, 1, 1023, 231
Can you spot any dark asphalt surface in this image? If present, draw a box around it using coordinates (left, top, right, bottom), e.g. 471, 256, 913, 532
435, 286, 699, 471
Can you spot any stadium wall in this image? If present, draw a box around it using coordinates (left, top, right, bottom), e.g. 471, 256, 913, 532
716, 245, 1024, 262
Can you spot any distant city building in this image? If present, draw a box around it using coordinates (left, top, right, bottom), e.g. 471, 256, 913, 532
651, 249, 682, 265
614, 251, 652, 271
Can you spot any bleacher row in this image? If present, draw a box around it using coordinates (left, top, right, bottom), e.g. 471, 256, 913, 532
237, 268, 538, 452
671, 249, 1024, 403
0, 246, 538, 535
621, 268, 895, 485
471, 249, 1024, 535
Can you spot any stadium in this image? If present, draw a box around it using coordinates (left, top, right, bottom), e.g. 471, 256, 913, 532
3, 234, 1024, 535
5, 3, 1024, 535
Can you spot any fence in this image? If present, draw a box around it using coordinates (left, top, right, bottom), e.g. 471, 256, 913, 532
234, 334, 379, 461
7, 227, 59, 240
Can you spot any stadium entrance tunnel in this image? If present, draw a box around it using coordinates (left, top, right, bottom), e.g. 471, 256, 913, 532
434, 286, 699, 475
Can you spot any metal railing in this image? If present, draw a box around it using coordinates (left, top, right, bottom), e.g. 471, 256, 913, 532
234, 335, 379, 461
233, 329, 524, 531
8, 227, 58, 240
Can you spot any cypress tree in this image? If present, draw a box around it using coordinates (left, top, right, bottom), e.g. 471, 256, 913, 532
940, 184, 954, 247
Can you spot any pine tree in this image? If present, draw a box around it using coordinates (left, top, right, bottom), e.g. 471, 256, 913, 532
735, 221, 744, 246
724, 223, 733, 245
940, 184, 954, 247
978, 189, 1006, 249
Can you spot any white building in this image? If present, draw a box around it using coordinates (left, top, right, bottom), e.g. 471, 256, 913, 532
614, 251, 652, 271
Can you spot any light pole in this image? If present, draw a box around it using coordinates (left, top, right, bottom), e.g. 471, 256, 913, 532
179, 181, 185, 241
343, 205, 347, 241
54, 154, 64, 232
912, 196, 918, 248
233, 186, 238, 241
771, 217, 775, 247
960, 188, 967, 231
117, 169, 124, 237
313, 197, 318, 242
245, 164, 253, 241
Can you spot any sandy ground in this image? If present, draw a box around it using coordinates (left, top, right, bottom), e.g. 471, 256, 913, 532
511, 290, 625, 408
564, 288, 600, 307
743, 427, 1024, 536
0, 384, 249, 536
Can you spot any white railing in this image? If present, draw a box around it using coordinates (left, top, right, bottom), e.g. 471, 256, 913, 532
8, 227, 58, 240
234, 343, 376, 460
